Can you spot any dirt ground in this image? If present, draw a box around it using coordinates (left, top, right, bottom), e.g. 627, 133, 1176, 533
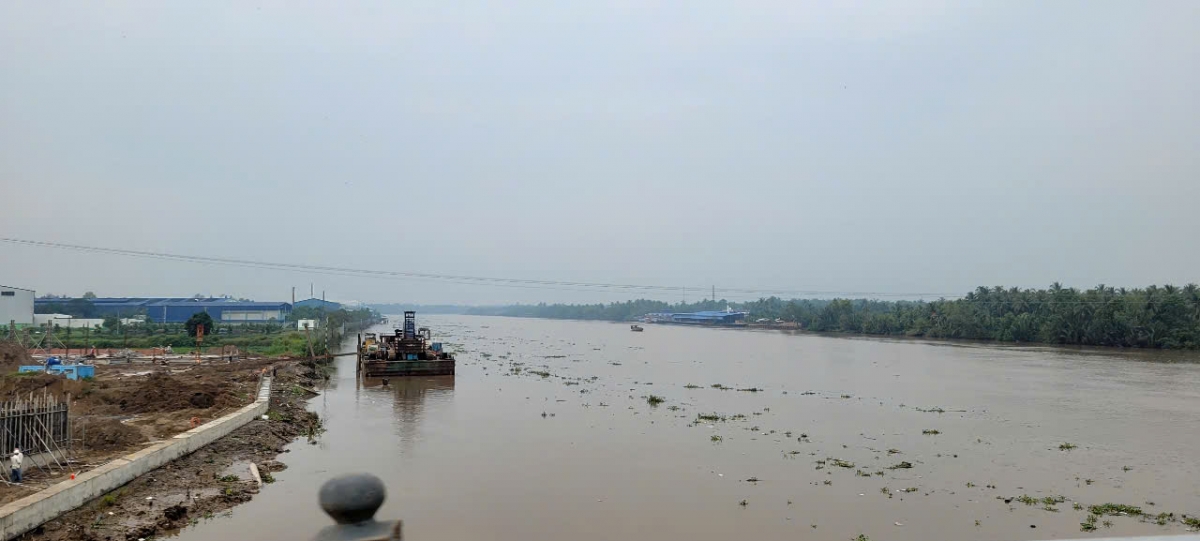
0, 358, 276, 507
0, 340, 33, 370
0, 357, 326, 541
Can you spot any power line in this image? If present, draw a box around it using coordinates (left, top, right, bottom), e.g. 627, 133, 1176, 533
7, 237, 1191, 304
1, 237, 954, 299
2, 237, 683, 291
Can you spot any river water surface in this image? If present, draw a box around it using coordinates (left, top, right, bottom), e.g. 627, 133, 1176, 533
175, 315, 1200, 541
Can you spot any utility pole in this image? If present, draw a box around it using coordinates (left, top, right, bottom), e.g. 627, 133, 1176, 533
195, 323, 205, 364
292, 286, 295, 306
321, 290, 329, 357
303, 323, 315, 359
712, 285, 715, 303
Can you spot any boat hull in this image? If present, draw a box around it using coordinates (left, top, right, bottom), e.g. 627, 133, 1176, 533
360, 359, 455, 377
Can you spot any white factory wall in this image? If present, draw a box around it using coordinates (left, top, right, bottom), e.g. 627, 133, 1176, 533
219, 309, 285, 322
32, 314, 103, 329
0, 286, 34, 326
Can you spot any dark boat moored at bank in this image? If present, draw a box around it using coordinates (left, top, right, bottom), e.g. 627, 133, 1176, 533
630, 324, 644, 332
357, 311, 455, 377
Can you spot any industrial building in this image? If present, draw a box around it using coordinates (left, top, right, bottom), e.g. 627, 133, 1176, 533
0, 285, 35, 326
34, 297, 292, 324
32, 314, 145, 329
35, 297, 154, 317
643, 310, 749, 326
143, 299, 291, 323
294, 298, 342, 311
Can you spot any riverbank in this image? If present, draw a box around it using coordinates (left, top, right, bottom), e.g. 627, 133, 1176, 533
20, 330, 327, 358
3, 360, 325, 540
470, 313, 1200, 353
468, 284, 1200, 350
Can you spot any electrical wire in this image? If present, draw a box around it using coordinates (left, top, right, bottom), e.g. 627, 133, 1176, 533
10, 237, 1185, 303
0, 237, 959, 299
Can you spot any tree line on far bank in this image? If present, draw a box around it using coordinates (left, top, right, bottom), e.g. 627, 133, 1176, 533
468, 284, 1200, 349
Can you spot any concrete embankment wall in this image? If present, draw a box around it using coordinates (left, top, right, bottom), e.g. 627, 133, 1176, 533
0, 376, 273, 540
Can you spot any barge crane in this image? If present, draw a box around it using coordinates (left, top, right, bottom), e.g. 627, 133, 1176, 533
357, 311, 455, 377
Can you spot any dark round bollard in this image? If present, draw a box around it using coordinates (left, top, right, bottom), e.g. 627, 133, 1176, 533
320, 474, 385, 524
314, 474, 402, 541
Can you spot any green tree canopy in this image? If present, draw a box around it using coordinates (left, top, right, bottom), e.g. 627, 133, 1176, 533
469, 284, 1200, 350
185, 312, 215, 337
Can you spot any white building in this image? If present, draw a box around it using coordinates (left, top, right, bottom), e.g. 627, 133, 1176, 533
32, 314, 117, 330
296, 319, 319, 331
0, 285, 35, 326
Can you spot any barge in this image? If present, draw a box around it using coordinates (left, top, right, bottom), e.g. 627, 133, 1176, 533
357, 311, 455, 377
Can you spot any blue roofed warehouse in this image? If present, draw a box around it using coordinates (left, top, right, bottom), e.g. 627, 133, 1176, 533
667, 310, 748, 325
294, 298, 342, 311
36, 297, 292, 323
144, 299, 291, 323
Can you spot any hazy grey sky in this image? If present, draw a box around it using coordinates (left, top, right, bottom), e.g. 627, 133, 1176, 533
2, 1, 1197, 305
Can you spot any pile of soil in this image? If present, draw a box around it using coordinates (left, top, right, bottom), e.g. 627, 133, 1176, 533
0, 340, 32, 370
91, 372, 244, 414
0, 372, 85, 400
73, 418, 146, 451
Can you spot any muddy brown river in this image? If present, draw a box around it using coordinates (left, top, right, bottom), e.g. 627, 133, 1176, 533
174, 315, 1200, 541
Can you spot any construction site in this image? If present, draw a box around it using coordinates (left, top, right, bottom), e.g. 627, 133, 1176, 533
0, 337, 329, 540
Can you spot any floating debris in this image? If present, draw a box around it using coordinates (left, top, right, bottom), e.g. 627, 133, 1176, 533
1089, 503, 1143, 517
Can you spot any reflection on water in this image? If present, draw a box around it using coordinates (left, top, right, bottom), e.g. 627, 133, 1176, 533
174, 315, 1200, 541
358, 376, 455, 452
